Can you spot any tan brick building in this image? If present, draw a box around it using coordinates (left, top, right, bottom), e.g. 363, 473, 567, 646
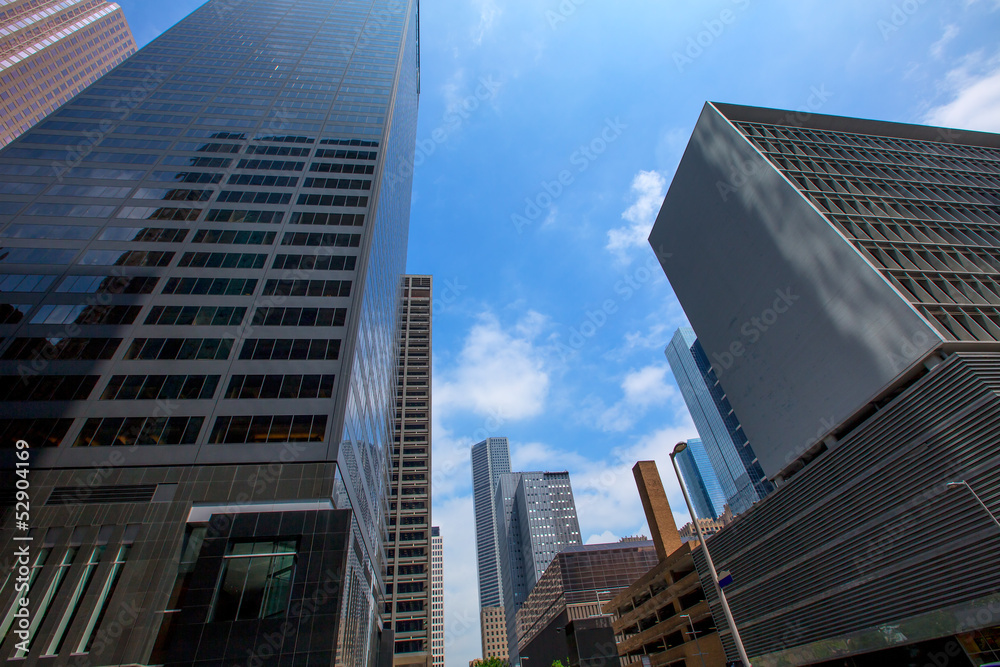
481, 605, 509, 661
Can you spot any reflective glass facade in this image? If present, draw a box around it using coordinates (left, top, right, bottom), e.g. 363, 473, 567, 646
674, 437, 727, 520
496, 471, 583, 665
471, 436, 511, 609
0, 0, 420, 664
665, 327, 773, 515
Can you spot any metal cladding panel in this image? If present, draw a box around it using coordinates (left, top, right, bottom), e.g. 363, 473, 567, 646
648, 102, 941, 479
691, 352, 1000, 664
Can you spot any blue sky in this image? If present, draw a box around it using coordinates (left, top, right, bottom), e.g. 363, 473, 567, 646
117, 1, 1000, 664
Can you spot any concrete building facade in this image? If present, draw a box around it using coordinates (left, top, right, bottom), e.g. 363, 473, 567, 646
431, 526, 444, 667
649, 102, 1000, 665
0, 0, 420, 665
0, 0, 136, 147
387, 275, 433, 666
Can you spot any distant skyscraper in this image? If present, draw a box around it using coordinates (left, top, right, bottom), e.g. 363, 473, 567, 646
649, 101, 1000, 665
495, 471, 583, 665
0, 0, 420, 665
674, 437, 727, 519
0, 0, 136, 147
471, 437, 512, 609
431, 527, 445, 667
665, 327, 773, 515
387, 276, 433, 666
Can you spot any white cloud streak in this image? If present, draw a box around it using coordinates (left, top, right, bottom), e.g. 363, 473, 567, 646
606, 170, 667, 262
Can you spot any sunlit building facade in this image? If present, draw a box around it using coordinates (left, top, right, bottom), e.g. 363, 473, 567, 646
0, 0, 136, 147
387, 275, 433, 667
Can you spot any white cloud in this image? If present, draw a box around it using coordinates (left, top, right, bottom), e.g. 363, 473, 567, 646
585, 529, 619, 544
511, 440, 589, 472
435, 311, 551, 421
596, 364, 677, 432
571, 423, 698, 544
925, 53, 1000, 132
930, 24, 959, 59
605, 170, 667, 262
472, 0, 500, 45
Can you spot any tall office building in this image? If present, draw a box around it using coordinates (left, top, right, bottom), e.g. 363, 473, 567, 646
495, 471, 583, 665
674, 437, 727, 520
431, 527, 445, 667
480, 606, 508, 661
0, 0, 136, 147
665, 327, 772, 515
649, 103, 1000, 665
386, 275, 433, 666
471, 437, 511, 609
0, 0, 419, 665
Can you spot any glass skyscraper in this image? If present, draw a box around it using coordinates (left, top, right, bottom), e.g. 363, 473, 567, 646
665, 327, 773, 516
674, 437, 727, 520
0, 0, 419, 665
494, 470, 582, 666
471, 436, 512, 610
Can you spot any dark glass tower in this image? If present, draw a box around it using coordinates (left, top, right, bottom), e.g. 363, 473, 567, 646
0, 0, 419, 665
665, 327, 773, 515
674, 437, 727, 520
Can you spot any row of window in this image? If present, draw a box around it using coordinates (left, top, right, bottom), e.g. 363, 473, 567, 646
123, 338, 233, 361
288, 212, 364, 226
224, 374, 335, 400
74, 416, 204, 447
238, 338, 340, 361
0, 375, 98, 402
161, 277, 257, 295
208, 414, 327, 444
145, 305, 246, 326
272, 254, 357, 271
101, 374, 220, 401
1, 337, 121, 361
262, 279, 351, 297
281, 232, 361, 247
177, 252, 267, 269
30, 304, 141, 326
251, 307, 346, 327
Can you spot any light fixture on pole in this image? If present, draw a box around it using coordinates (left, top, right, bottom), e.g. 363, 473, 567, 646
670, 441, 751, 666
680, 613, 708, 667
946, 480, 1000, 530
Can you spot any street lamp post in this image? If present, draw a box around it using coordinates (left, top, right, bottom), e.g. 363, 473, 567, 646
680, 614, 708, 667
670, 441, 752, 667
946, 480, 1000, 530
